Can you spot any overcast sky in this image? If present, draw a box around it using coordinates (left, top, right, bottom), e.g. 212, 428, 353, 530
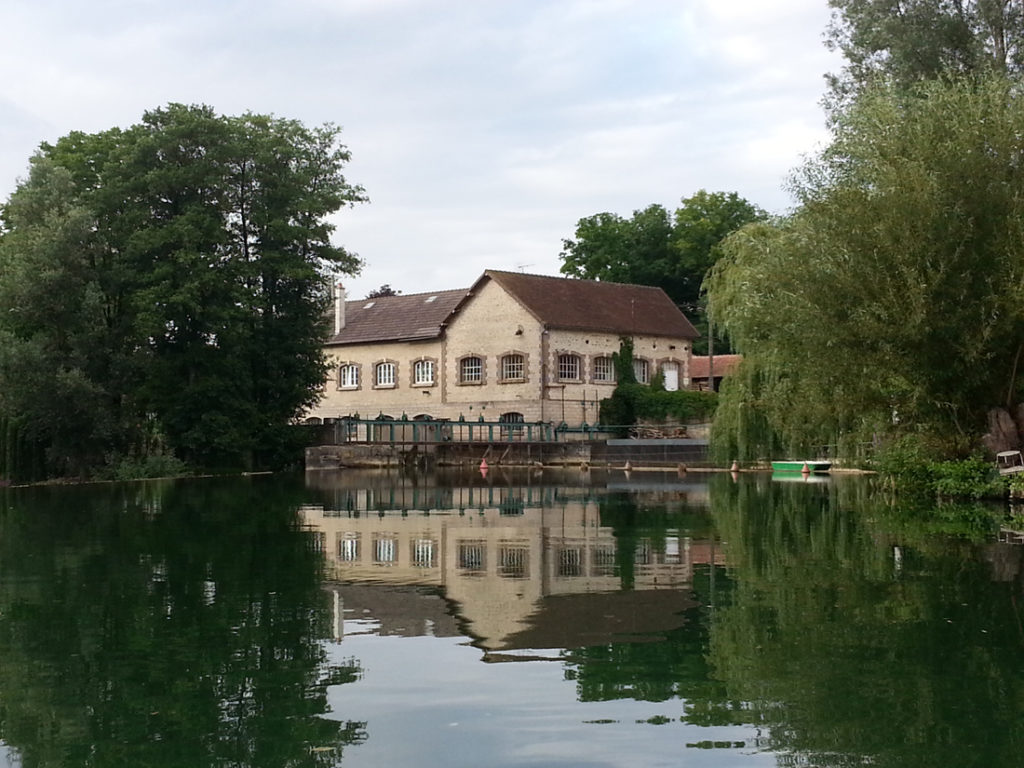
0, 0, 842, 299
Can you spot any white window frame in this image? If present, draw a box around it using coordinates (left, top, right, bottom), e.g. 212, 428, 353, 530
413, 359, 434, 385
498, 546, 529, 579
558, 354, 581, 381
501, 354, 524, 381
460, 356, 483, 383
338, 534, 360, 562
375, 361, 396, 388
593, 356, 615, 383
411, 538, 435, 568
458, 541, 486, 571
633, 358, 650, 384
374, 536, 397, 565
339, 364, 359, 389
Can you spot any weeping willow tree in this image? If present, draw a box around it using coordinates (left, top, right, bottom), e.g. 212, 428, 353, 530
707, 75, 1024, 464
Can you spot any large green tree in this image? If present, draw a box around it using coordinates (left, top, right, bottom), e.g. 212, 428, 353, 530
707, 75, 1024, 461
559, 191, 765, 353
826, 0, 1024, 112
0, 104, 365, 476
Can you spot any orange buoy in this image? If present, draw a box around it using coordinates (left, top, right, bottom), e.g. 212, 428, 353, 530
801, 462, 810, 475
730, 460, 739, 472
480, 459, 488, 470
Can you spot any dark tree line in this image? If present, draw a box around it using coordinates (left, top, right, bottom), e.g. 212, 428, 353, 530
0, 104, 365, 478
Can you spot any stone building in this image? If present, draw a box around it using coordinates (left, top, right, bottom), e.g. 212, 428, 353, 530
307, 270, 699, 425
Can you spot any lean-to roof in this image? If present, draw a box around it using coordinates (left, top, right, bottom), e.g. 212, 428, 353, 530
689, 354, 743, 379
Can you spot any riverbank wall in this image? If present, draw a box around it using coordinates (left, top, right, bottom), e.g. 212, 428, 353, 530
305, 438, 710, 470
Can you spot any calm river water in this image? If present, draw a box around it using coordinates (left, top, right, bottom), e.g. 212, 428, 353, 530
0, 468, 1022, 767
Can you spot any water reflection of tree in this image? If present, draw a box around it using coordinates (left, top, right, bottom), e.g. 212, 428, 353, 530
708, 474, 1024, 768
0, 477, 365, 767
562, 493, 746, 725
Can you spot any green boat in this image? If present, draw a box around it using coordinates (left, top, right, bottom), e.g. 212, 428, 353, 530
771, 460, 832, 474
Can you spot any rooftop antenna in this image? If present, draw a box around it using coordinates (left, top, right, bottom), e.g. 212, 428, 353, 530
515, 263, 533, 272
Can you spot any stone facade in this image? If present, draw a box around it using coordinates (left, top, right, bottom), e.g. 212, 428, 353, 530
306, 271, 698, 425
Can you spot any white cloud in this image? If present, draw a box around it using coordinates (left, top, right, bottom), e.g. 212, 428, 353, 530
0, 0, 843, 299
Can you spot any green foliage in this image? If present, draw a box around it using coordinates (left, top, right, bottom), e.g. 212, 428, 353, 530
633, 387, 717, 423
707, 473, 1024, 766
559, 191, 765, 354
871, 436, 938, 494
928, 457, 1005, 499
0, 476, 367, 764
874, 437, 1006, 499
612, 336, 637, 385
0, 104, 366, 477
600, 384, 717, 427
366, 284, 399, 298
100, 452, 190, 482
600, 338, 717, 430
707, 76, 1024, 460
825, 0, 1024, 115
708, 357, 787, 464
599, 388, 636, 434
0, 416, 47, 484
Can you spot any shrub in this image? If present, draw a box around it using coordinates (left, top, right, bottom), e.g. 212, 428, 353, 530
873, 436, 935, 493
599, 388, 636, 436
600, 385, 717, 427
875, 437, 1005, 500
928, 456, 1004, 500
102, 453, 190, 481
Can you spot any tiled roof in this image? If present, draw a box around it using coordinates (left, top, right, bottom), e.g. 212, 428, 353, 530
326, 288, 469, 345
689, 354, 742, 379
483, 270, 698, 338
326, 271, 700, 346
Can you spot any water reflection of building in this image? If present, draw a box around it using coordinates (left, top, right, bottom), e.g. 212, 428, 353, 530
300, 473, 724, 651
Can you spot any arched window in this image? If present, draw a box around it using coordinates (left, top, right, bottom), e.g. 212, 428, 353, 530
338, 364, 359, 389
558, 354, 581, 381
592, 356, 615, 383
660, 361, 679, 391
499, 411, 525, 439
501, 353, 525, 381
375, 361, 396, 387
633, 358, 650, 384
459, 355, 483, 383
413, 359, 434, 385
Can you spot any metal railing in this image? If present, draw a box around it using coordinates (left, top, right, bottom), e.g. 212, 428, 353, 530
317, 416, 620, 444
